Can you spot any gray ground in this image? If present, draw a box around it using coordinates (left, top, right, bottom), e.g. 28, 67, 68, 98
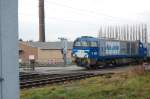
20, 65, 84, 74
20, 64, 147, 74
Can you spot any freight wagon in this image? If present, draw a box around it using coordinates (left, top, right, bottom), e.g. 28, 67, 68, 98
147, 43, 150, 61
72, 36, 148, 69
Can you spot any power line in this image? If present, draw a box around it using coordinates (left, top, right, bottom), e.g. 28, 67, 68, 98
45, 16, 99, 25
19, 0, 146, 23
44, 4, 112, 22
19, 0, 148, 26
19, 14, 100, 25
44, 1, 116, 20
44, 0, 145, 23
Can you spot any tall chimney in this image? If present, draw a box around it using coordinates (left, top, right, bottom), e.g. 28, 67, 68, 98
39, 0, 45, 42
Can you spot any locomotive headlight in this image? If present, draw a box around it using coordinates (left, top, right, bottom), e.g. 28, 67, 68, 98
72, 54, 76, 57
75, 50, 89, 58
84, 54, 88, 58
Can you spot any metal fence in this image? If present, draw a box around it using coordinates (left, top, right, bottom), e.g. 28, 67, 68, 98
19, 58, 73, 68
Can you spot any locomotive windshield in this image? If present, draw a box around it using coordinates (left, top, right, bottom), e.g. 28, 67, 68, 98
74, 41, 81, 46
81, 41, 88, 46
74, 41, 97, 47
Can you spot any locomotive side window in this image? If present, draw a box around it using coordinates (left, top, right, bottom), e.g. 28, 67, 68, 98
90, 41, 97, 47
74, 41, 97, 47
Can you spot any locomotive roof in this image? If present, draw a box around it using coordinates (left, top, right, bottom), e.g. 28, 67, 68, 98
76, 36, 98, 42
76, 36, 141, 43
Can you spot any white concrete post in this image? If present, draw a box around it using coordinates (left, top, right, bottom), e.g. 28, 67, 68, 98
0, 0, 19, 99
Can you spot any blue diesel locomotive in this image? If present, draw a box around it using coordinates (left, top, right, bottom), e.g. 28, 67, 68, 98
72, 36, 148, 69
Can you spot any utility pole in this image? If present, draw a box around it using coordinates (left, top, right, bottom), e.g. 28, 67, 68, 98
0, 0, 19, 99
58, 37, 68, 65
39, 0, 45, 42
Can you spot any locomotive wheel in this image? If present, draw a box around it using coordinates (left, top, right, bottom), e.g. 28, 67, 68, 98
75, 58, 82, 66
75, 58, 99, 69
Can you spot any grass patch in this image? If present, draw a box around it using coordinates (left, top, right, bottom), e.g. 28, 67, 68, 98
21, 72, 150, 99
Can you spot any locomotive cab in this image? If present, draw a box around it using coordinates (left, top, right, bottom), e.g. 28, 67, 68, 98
72, 36, 99, 68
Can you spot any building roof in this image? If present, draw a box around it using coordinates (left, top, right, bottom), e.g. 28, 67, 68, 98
20, 41, 73, 50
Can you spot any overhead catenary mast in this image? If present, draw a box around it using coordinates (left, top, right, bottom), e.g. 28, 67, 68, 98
0, 0, 19, 99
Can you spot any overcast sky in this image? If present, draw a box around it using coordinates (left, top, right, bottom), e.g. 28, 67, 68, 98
19, 0, 150, 42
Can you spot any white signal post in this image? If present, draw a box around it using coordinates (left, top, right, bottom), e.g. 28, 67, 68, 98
0, 0, 19, 99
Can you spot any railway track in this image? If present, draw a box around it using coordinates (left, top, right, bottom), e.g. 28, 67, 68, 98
20, 72, 111, 89
19, 65, 132, 89
20, 63, 150, 89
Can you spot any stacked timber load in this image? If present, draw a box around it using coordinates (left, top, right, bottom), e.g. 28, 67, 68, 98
98, 24, 148, 43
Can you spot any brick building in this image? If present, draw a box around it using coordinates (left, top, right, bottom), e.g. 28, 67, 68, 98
19, 41, 73, 64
